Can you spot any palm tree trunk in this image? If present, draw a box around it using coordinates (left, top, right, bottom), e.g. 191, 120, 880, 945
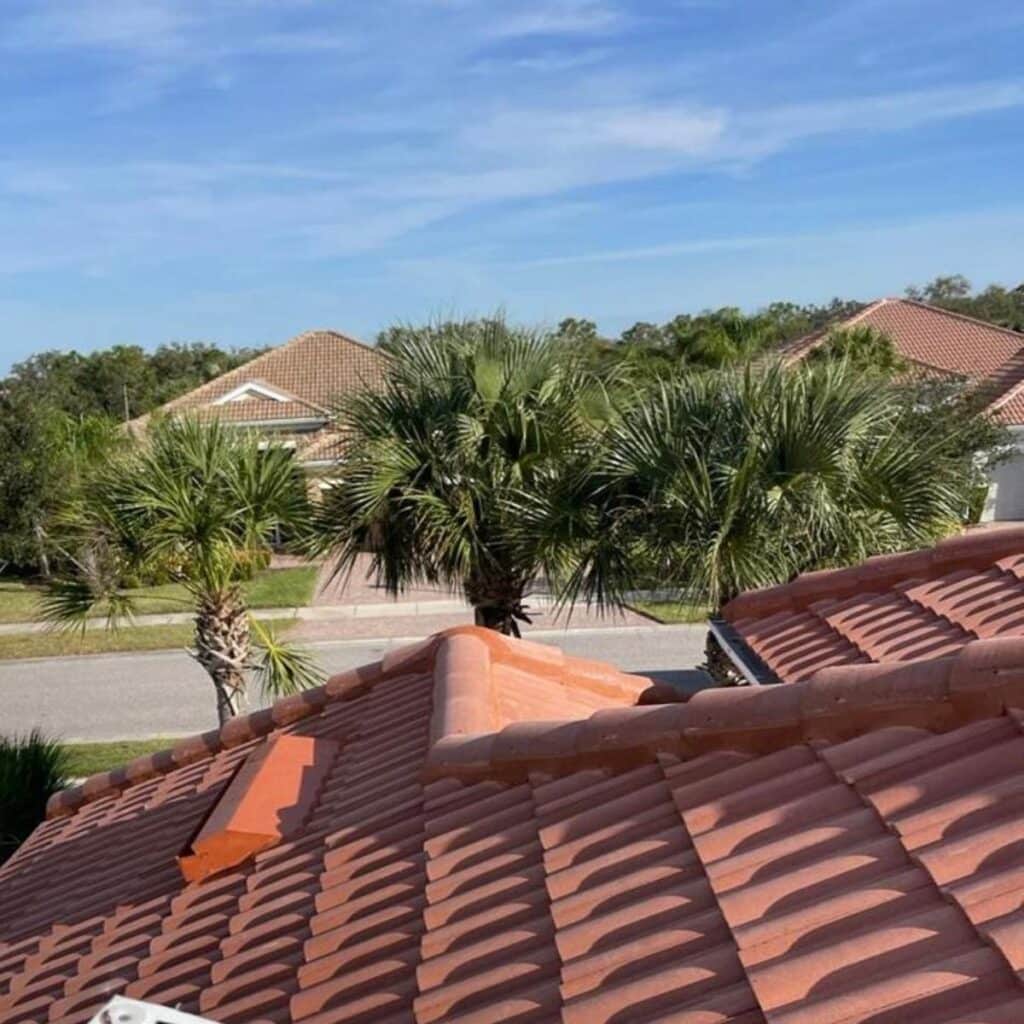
466, 575, 528, 637
703, 628, 743, 686
194, 590, 251, 724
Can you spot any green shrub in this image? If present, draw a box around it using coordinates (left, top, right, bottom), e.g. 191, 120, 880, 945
0, 730, 68, 864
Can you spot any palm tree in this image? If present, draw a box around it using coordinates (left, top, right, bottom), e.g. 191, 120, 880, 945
664, 308, 779, 368
807, 325, 908, 374
43, 417, 321, 723
311, 318, 614, 635
553, 359, 992, 617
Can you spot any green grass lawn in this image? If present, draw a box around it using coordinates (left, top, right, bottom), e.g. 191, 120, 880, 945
63, 737, 179, 778
0, 565, 318, 623
0, 617, 295, 661
631, 600, 711, 624
0, 581, 48, 623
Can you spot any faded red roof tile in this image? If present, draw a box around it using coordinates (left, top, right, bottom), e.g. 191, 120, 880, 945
5, 623, 1024, 1021
722, 527, 1024, 684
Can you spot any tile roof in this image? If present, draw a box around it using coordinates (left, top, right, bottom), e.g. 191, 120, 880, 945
151, 330, 387, 426
779, 298, 1024, 425
721, 526, 1024, 685
6, 623, 1024, 1022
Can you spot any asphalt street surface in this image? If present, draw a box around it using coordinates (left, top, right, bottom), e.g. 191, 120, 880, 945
0, 624, 710, 742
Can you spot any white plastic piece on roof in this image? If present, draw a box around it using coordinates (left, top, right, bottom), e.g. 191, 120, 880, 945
87, 996, 220, 1024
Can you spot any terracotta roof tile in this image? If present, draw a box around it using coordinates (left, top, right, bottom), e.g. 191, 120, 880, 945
6, 621, 1024, 1021
156, 329, 386, 423
722, 527, 1024, 684
781, 298, 1024, 424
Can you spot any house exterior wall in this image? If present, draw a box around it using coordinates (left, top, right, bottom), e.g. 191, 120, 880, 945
983, 428, 1024, 521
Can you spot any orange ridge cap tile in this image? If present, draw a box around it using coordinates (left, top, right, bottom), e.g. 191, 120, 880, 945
423, 636, 1024, 783
44, 625, 648, 821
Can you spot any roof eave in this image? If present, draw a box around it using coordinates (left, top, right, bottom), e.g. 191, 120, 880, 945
708, 617, 779, 686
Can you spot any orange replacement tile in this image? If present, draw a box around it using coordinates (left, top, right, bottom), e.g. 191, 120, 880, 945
179, 734, 338, 883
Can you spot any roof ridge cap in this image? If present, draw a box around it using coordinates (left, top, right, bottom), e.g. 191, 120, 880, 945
983, 361, 1024, 412
843, 297, 891, 325
291, 327, 383, 356
45, 626, 646, 820
424, 635, 1024, 782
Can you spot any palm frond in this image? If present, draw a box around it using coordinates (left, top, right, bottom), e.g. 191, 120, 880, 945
248, 618, 325, 699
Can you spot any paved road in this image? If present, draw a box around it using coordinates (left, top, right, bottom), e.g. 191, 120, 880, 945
0, 625, 710, 741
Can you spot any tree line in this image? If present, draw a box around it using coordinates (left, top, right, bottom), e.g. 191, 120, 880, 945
0, 342, 263, 571
3, 272, 1020, 582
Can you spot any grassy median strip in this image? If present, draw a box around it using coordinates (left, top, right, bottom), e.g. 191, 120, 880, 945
63, 738, 179, 778
0, 617, 295, 661
0, 565, 319, 624
0, 582, 47, 623
631, 601, 711, 624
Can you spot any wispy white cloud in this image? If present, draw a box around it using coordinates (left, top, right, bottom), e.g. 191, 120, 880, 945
483, 0, 625, 38
0, 73, 1022, 278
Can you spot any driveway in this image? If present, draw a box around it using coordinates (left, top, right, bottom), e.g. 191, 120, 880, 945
0, 624, 710, 742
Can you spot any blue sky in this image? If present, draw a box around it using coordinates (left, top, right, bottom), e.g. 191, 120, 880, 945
1, 0, 1023, 369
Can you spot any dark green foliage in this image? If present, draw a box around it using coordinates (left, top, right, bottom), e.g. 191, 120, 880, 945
0, 730, 68, 864
0, 401, 124, 572
541, 361, 1001, 612
315, 318, 614, 634
43, 418, 321, 719
905, 275, 1024, 332
3, 342, 264, 421
0, 341, 262, 574
807, 325, 908, 374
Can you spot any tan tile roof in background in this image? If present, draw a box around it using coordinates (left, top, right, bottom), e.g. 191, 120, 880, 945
781, 298, 1024, 425
161, 329, 387, 425
6, 603, 1024, 1022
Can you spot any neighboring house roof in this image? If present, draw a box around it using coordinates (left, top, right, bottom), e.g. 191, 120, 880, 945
780, 298, 1024, 425
7, 621, 1024, 1022
143, 329, 387, 427
719, 526, 1024, 685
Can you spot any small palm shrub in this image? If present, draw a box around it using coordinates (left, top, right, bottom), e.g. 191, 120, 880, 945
0, 730, 68, 865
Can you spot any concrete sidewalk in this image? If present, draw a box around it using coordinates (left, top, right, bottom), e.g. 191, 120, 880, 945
0, 592, 652, 636
0, 598, 468, 635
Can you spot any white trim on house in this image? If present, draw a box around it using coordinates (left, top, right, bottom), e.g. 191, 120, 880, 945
213, 381, 294, 405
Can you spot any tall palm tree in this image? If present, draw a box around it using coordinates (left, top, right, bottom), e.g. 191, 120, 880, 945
311, 319, 614, 635
43, 417, 321, 723
550, 359, 992, 616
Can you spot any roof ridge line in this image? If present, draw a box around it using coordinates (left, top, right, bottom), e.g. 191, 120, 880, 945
45, 626, 650, 820
152, 328, 380, 420
984, 368, 1024, 413
423, 634, 1024, 783
722, 528, 1024, 622
154, 332, 308, 416
895, 297, 1024, 342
